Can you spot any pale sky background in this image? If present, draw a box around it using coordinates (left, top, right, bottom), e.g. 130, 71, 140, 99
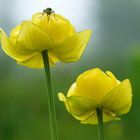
0, 0, 99, 32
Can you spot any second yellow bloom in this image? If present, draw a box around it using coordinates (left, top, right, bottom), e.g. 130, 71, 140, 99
58, 68, 132, 124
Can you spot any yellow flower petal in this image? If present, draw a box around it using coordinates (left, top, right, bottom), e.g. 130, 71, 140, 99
32, 13, 75, 44
17, 53, 43, 68
101, 79, 132, 115
58, 92, 119, 125
67, 83, 77, 97
81, 110, 120, 125
51, 30, 92, 62
75, 68, 119, 104
0, 28, 36, 61
11, 21, 53, 53
58, 93, 98, 122
18, 52, 58, 69
106, 71, 120, 84
10, 24, 21, 46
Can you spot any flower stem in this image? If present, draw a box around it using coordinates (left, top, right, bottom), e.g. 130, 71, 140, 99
96, 108, 104, 140
42, 50, 58, 140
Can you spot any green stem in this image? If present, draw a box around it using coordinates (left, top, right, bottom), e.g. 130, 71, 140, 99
42, 50, 58, 140
96, 108, 104, 140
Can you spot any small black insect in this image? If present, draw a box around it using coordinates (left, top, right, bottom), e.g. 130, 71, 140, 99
41, 8, 56, 21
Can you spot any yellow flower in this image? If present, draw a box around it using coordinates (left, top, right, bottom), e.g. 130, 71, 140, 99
0, 12, 92, 68
58, 68, 132, 125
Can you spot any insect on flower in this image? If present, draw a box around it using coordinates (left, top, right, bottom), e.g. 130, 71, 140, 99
0, 10, 92, 68
41, 7, 56, 21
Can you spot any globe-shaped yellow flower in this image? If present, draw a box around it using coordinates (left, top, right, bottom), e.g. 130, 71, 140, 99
58, 68, 132, 124
0, 12, 91, 68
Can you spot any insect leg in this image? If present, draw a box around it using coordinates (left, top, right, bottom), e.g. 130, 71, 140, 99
47, 15, 51, 22
39, 12, 45, 18
52, 11, 57, 20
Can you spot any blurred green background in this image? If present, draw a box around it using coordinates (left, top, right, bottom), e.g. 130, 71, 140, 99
0, 0, 140, 140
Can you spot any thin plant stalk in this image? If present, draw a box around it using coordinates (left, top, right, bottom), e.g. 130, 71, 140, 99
42, 50, 58, 140
96, 108, 104, 140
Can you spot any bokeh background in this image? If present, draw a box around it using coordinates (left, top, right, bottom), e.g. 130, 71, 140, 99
0, 0, 140, 140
